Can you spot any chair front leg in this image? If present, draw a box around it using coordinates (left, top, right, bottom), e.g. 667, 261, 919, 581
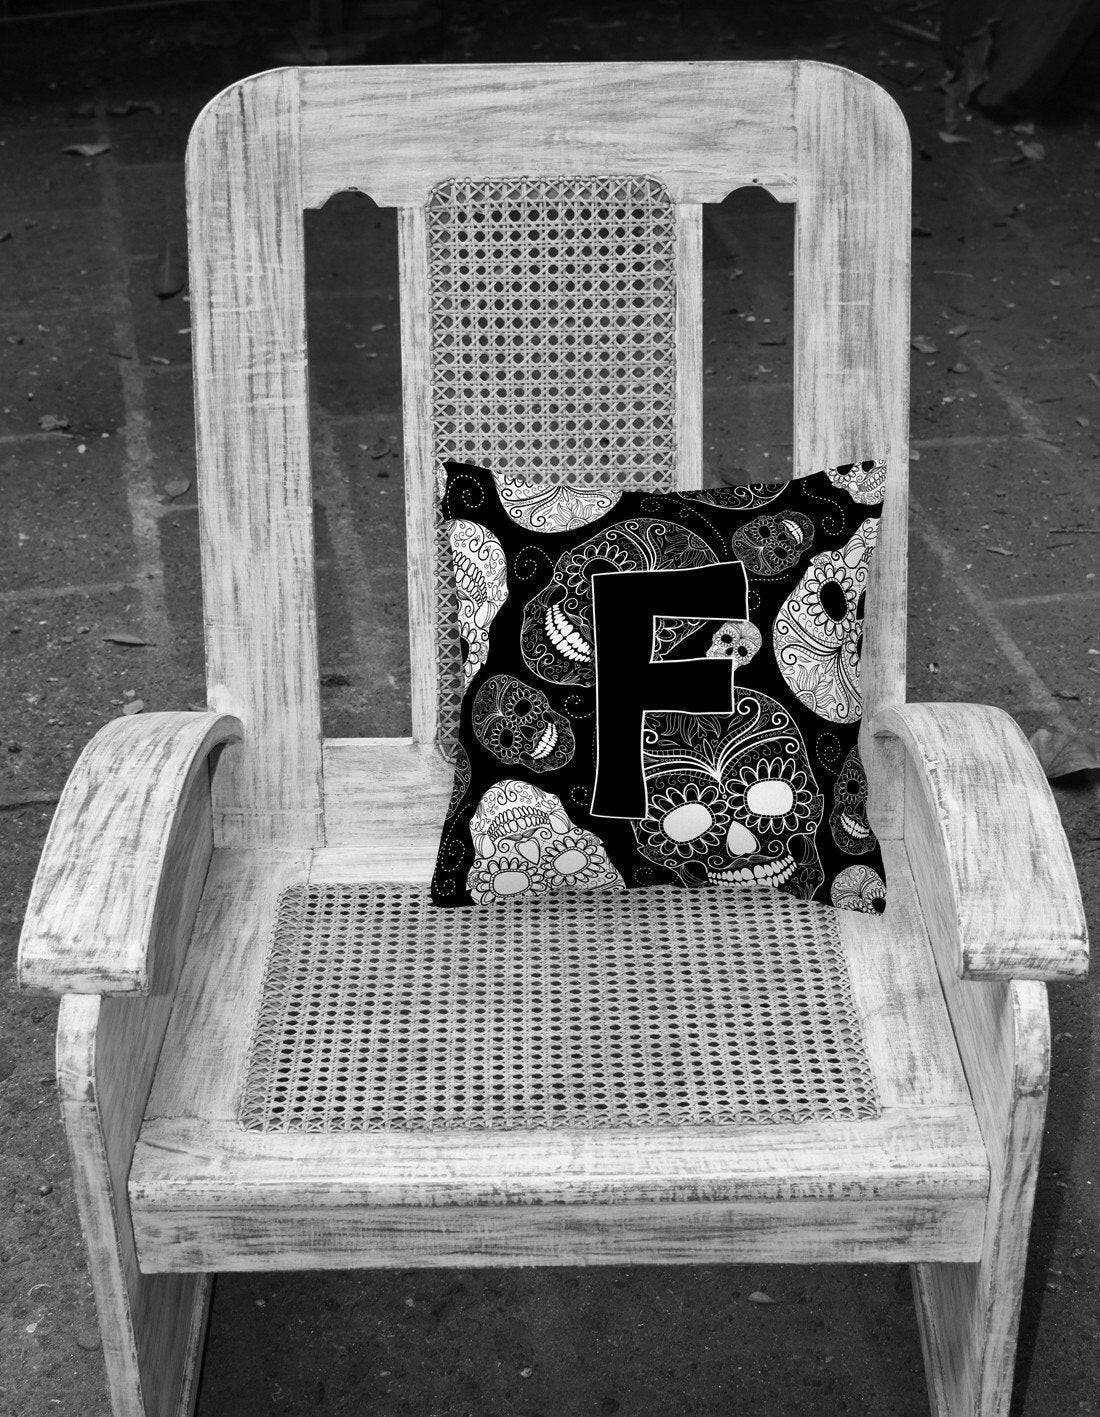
874, 703, 1078, 1413
910, 972, 1049, 1417
55, 759, 218, 1417
60, 997, 211, 1417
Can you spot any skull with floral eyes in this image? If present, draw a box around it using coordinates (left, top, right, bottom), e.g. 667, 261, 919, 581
705, 619, 762, 664
829, 744, 878, 855
466, 779, 622, 902
650, 617, 760, 667
471, 673, 575, 773
831, 863, 887, 914
632, 690, 825, 899
730, 511, 815, 578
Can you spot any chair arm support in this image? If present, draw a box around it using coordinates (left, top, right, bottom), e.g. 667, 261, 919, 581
875, 702, 1088, 982
17, 711, 242, 996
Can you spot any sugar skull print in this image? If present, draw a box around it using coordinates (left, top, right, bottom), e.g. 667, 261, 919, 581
466, 780, 622, 902
633, 691, 825, 900
705, 619, 762, 664
471, 674, 575, 773
825, 458, 886, 506
830, 863, 887, 914
829, 744, 878, 855
730, 511, 814, 578
446, 518, 509, 687
431, 458, 889, 913
494, 471, 622, 533
649, 617, 761, 668
772, 518, 879, 723
679, 483, 787, 511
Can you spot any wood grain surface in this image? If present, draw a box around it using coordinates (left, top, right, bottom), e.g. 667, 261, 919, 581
298, 62, 800, 207
18, 712, 240, 995
134, 1197, 984, 1275
129, 839, 988, 1271
879, 700, 1069, 1414
793, 64, 911, 837
907, 817, 1052, 1416
188, 69, 324, 849
188, 63, 911, 844
879, 702, 1088, 980
55, 765, 216, 1416
27, 61, 1091, 1417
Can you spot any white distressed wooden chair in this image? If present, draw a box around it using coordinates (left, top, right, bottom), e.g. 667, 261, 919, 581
18, 63, 1088, 1417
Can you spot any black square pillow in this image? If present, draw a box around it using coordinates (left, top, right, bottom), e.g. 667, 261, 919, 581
431, 459, 888, 914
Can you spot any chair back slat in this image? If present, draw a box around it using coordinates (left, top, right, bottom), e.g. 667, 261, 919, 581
793, 70, 910, 834
189, 68, 325, 849
298, 62, 799, 207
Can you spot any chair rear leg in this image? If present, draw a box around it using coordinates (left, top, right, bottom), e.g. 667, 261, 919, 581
59, 995, 212, 1417
910, 980, 1049, 1417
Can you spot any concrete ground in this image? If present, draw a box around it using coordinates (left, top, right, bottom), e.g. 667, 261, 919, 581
1, 2, 1097, 1414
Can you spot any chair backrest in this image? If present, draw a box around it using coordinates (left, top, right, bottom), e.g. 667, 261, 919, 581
426, 172, 682, 760
187, 63, 911, 852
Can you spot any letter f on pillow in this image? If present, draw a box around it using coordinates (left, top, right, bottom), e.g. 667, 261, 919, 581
590, 561, 751, 819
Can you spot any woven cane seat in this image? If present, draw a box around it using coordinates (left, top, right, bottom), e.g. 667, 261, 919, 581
239, 881, 879, 1134
133, 835, 988, 1265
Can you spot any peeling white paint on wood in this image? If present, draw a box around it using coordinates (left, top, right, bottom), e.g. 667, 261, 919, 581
18, 712, 241, 995
15, 61, 1089, 1417
878, 702, 1088, 981
879, 700, 1079, 1417
54, 764, 217, 1416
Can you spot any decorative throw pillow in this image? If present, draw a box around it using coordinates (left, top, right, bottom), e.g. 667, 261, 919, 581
431, 459, 889, 914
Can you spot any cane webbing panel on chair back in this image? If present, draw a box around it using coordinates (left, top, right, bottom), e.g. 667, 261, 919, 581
239, 880, 880, 1133
425, 175, 679, 759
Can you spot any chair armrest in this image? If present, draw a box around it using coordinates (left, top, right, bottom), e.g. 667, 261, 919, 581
17, 711, 242, 996
875, 702, 1088, 982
